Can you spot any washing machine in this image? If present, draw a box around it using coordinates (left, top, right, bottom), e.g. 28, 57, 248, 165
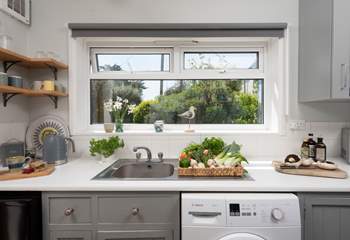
182, 193, 301, 240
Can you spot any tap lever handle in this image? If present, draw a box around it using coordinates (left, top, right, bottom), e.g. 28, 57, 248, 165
136, 152, 142, 161
157, 152, 164, 162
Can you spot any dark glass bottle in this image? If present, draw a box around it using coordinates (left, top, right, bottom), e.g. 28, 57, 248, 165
315, 137, 327, 162
308, 133, 316, 160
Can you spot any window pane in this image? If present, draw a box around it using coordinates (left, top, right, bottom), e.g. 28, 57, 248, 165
96, 53, 170, 73
90, 79, 263, 124
8, 0, 13, 9
184, 52, 258, 70
20, 0, 25, 16
13, 0, 20, 14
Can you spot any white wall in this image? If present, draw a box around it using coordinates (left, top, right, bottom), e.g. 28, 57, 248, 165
0, 11, 28, 54
4, 0, 350, 158
0, 12, 30, 143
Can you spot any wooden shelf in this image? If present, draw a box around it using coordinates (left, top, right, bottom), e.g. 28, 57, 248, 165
0, 85, 68, 97
0, 48, 68, 108
0, 47, 68, 70
0, 85, 68, 108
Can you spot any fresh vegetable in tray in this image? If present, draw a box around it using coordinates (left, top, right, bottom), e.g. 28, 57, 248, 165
201, 137, 225, 156
178, 138, 248, 169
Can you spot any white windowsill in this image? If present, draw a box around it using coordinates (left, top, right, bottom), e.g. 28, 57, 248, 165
72, 129, 281, 137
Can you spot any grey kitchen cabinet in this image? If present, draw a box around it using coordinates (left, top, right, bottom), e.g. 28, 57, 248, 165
50, 230, 92, 240
299, 0, 350, 101
299, 193, 350, 240
42, 192, 180, 240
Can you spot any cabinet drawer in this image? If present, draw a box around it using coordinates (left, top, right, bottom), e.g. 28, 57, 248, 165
49, 197, 92, 224
97, 230, 172, 240
50, 230, 92, 240
97, 194, 178, 224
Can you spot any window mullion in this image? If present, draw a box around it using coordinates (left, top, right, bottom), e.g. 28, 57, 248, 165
172, 46, 181, 74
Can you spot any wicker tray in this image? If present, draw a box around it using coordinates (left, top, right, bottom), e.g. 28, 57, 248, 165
178, 165, 245, 177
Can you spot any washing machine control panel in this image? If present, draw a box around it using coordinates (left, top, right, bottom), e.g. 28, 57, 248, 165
229, 203, 260, 217
229, 203, 257, 217
226, 198, 298, 227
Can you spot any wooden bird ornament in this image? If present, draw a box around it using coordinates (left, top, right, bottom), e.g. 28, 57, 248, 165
178, 106, 196, 132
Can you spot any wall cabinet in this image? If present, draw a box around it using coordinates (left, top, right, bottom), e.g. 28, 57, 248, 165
299, 193, 350, 240
42, 192, 180, 240
299, 0, 350, 101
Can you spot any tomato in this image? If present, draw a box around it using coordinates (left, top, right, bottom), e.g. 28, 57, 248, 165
179, 152, 187, 160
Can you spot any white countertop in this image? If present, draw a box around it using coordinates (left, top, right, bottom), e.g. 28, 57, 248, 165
0, 157, 349, 192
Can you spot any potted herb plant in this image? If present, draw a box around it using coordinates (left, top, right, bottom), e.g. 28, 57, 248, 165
104, 96, 136, 132
89, 136, 124, 163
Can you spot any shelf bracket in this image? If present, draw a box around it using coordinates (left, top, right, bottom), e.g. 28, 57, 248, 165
3, 61, 21, 73
2, 93, 18, 107
47, 95, 58, 109
46, 65, 58, 80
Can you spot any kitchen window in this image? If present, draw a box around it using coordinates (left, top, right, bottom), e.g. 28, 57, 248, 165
70, 38, 285, 134
0, 0, 31, 24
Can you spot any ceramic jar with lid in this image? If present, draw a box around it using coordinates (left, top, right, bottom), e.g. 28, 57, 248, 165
0, 72, 8, 85
8, 76, 23, 88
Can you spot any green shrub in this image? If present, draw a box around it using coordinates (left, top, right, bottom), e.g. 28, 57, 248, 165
233, 93, 259, 124
133, 100, 158, 123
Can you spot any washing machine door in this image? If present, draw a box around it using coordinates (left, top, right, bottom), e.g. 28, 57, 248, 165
218, 233, 265, 240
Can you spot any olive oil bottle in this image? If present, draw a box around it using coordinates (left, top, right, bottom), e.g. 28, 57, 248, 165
301, 139, 309, 159
315, 137, 327, 162
308, 133, 316, 160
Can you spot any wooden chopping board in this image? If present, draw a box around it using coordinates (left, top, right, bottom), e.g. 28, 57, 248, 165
272, 161, 348, 179
0, 164, 55, 181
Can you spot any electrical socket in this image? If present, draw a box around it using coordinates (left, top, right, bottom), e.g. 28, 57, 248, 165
289, 120, 306, 131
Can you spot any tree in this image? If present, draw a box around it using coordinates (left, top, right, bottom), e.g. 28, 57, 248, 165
233, 93, 259, 124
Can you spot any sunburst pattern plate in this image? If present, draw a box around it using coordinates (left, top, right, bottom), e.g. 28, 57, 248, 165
26, 115, 70, 152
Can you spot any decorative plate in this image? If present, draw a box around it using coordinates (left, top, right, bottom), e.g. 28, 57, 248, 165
26, 115, 70, 152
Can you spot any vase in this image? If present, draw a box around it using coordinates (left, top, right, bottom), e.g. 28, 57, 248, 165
97, 154, 108, 164
115, 118, 124, 132
97, 154, 115, 164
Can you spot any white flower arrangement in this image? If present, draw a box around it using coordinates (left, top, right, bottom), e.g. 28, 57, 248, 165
104, 96, 136, 121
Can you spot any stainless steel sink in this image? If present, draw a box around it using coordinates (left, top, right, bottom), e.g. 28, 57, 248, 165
93, 159, 253, 181
93, 159, 176, 179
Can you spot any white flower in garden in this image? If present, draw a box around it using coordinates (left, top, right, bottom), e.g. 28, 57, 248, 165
116, 96, 122, 102
123, 99, 129, 104
128, 104, 136, 114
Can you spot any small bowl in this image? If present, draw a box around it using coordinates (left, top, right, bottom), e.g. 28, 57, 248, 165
6, 156, 31, 172
104, 123, 115, 133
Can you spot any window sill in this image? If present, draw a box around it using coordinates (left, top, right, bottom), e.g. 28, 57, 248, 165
72, 129, 281, 137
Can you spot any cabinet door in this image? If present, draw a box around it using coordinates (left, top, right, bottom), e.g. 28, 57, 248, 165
97, 230, 172, 240
50, 231, 92, 240
299, 0, 333, 101
332, 0, 350, 98
303, 194, 350, 240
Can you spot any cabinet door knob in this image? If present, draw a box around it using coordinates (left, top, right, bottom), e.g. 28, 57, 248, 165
131, 207, 139, 216
64, 208, 74, 216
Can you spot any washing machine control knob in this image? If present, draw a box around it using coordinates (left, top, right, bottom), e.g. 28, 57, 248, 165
271, 208, 284, 221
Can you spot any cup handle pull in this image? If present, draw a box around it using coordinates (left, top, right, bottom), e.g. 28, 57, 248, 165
24, 157, 32, 164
